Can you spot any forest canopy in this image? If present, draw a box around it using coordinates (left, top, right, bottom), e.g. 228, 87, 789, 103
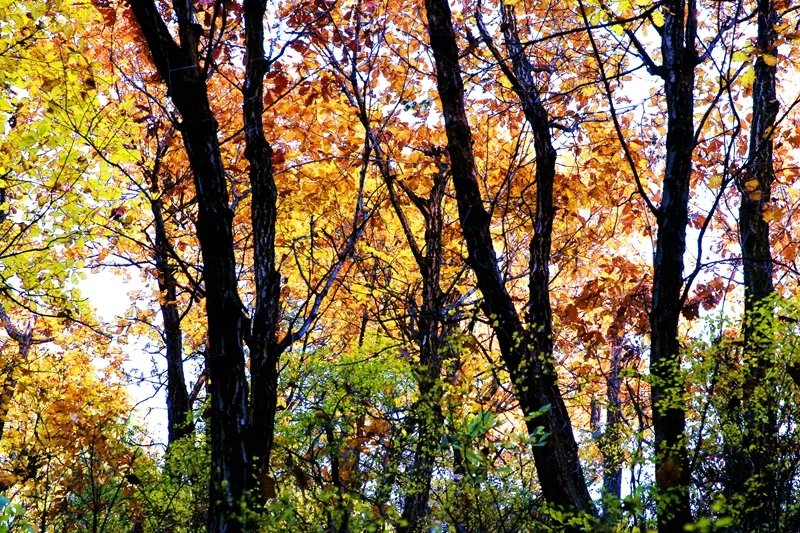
1, 0, 800, 531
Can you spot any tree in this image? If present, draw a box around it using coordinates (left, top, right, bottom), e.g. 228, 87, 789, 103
124, 1, 368, 528
424, 0, 594, 518
125, 5, 251, 528
4, 0, 800, 530
638, 1, 697, 528
728, 0, 780, 528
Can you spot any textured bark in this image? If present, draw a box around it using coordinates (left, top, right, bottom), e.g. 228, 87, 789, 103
398, 170, 448, 533
147, 149, 192, 446
244, 0, 361, 497
240, 0, 364, 499
650, 0, 696, 530
602, 341, 623, 515
127, 3, 249, 531
425, 0, 593, 515
150, 185, 193, 445
498, 7, 556, 356
241, 0, 282, 501
730, 0, 779, 528
740, 0, 778, 309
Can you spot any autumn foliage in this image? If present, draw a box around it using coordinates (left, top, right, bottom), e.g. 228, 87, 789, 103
1, 0, 800, 531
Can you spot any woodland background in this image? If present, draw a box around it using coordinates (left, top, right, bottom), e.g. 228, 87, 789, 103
1, 0, 800, 531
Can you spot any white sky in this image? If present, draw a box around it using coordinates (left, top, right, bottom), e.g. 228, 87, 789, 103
80, 270, 169, 445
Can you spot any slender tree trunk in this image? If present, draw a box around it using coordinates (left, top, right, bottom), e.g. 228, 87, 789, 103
399, 170, 448, 532
339, 72, 451, 529
148, 169, 192, 445
730, 0, 779, 529
170, 83, 250, 533
602, 340, 623, 515
740, 0, 777, 309
241, 0, 282, 501
241, 5, 367, 494
399, 358, 444, 533
425, 0, 593, 516
501, 3, 594, 516
497, 5, 556, 358
127, 3, 250, 530
649, 1, 696, 530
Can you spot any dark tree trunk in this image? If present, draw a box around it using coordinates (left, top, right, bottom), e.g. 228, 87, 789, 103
150, 186, 193, 445
241, 0, 282, 501
649, 1, 696, 530
127, 3, 250, 531
130, 1, 362, 527
602, 341, 623, 515
241, 3, 366, 493
338, 70, 451, 529
398, 170, 448, 533
425, 0, 593, 516
730, 0, 779, 528
147, 151, 193, 446
497, 6, 556, 356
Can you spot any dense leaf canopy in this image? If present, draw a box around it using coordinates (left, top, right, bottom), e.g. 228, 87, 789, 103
1, 0, 800, 531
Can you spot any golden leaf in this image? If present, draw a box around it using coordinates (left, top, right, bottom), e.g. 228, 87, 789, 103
761, 53, 778, 67
651, 10, 665, 26
741, 67, 755, 88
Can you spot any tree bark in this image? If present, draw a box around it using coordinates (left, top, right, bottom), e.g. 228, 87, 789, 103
127, 3, 250, 530
425, 0, 593, 516
649, 0, 696, 530
602, 340, 623, 515
241, 0, 282, 501
730, 0, 779, 528
148, 162, 192, 446
496, 6, 556, 358
398, 169, 448, 533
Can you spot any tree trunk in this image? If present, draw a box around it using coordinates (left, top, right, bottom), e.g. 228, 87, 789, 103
241, 0, 282, 502
338, 71, 451, 529
649, 1, 696, 530
730, 0, 779, 528
398, 170, 448, 533
602, 340, 623, 515
425, 0, 593, 516
148, 168, 192, 446
127, 3, 250, 530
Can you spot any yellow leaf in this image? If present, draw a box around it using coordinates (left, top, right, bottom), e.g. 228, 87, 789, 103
707, 176, 723, 189
743, 178, 759, 192
741, 67, 755, 88
743, 178, 762, 201
762, 205, 782, 223
762, 53, 778, 67
651, 10, 664, 27
732, 50, 750, 63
